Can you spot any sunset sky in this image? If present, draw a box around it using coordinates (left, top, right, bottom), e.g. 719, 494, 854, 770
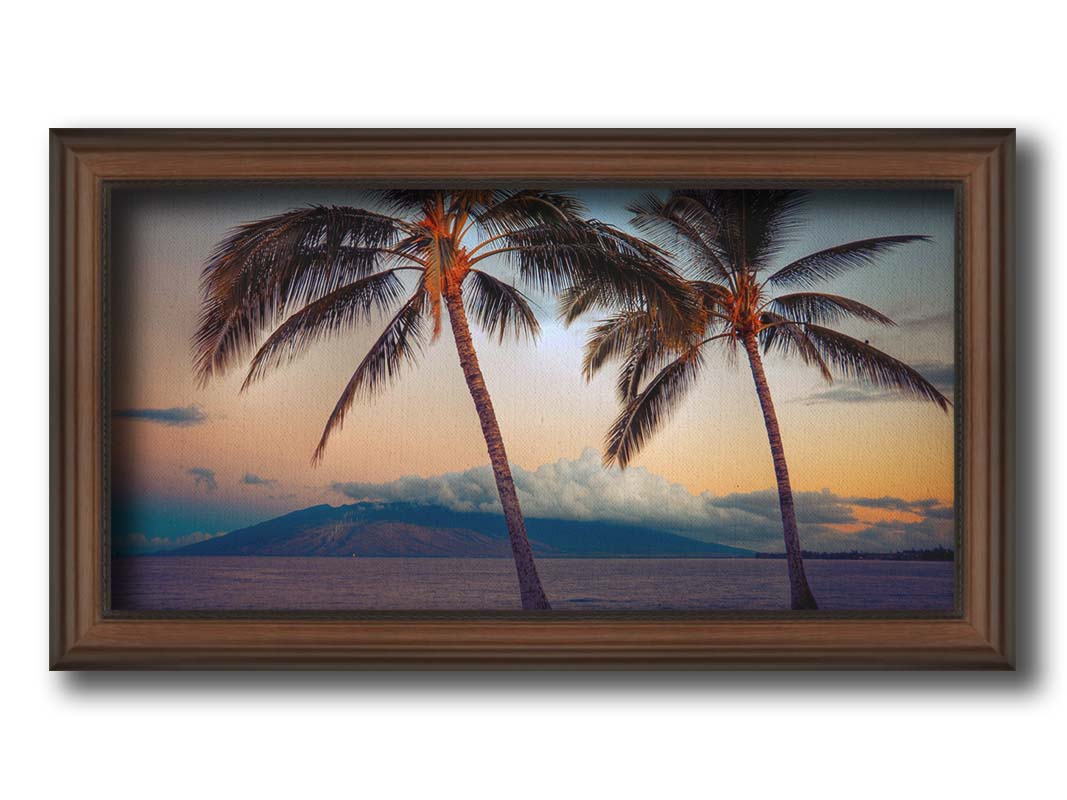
110, 186, 956, 554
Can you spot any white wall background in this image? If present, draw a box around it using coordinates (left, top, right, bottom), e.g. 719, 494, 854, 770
3, 2, 1057, 798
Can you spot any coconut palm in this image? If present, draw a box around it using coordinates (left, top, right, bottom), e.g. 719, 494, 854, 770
193, 190, 686, 610
564, 190, 950, 610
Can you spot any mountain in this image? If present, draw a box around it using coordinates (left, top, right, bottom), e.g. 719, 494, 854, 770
167, 502, 753, 558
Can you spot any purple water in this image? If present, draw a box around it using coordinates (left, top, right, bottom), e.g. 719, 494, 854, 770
111, 557, 955, 612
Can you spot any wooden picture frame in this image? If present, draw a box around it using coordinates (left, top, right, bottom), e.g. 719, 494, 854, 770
50, 129, 1014, 669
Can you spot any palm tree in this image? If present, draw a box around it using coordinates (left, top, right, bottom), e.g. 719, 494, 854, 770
564, 190, 950, 610
193, 190, 685, 610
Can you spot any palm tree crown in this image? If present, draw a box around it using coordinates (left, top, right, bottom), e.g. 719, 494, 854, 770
192, 189, 685, 609
194, 190, 684, 454
566, 189, 950, 609
569, 189, 949, 466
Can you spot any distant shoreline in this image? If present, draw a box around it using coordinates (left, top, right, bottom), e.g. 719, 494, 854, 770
754, 547, 953, 562
126, 553, 749, 559
119, 550, 954, 562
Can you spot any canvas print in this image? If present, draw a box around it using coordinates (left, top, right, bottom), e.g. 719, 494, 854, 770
109, 187, 956, 612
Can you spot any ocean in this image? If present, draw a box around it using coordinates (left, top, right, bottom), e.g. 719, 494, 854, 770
111, 556, 956, 612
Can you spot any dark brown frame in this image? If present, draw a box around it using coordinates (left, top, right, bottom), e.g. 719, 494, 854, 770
50, 129, 1014, 669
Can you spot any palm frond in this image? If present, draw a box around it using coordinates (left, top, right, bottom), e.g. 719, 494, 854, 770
732, 190, 807, 270
581, 311, 659, 380
483, 219, 663, 290
470, 190, 587, 237
627, 192, 732, 282
614, 335, 679, 403
580, 309, 689, 406
240, 269, 410, 391
764, 235, 931, 290
567, 275, 719, 405
629, 190, 807, 277
557, 283, 605, 326
803, 324, 950, 410
443, 190, 496, 218
558, 279, 686, 327
486, 220, 693, 333
193, 205, 407, 384
463, 269, 541, 343
605, 345, 705, 467
691, 280, 733, 316
759, 313, 832, 381
389, 231, 432, 263
423, 234, 451, 339
769, 292, 896, 327
366, 190, 442, 215
312, 288, 429, 463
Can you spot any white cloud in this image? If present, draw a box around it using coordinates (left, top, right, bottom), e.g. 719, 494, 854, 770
332, 449, 953, 553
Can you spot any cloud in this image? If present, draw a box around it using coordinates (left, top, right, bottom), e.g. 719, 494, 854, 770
114, 404, 207, 426
116, 530, 226, 554
799, 361, 954, 406
331, 449, 953, 553
846, 495, 943, 514
186, 467, 217, 492
713, 488, 856, 525
241, 473, 276, 487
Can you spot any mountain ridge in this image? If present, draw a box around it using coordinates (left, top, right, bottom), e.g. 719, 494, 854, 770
165, 501, 754, 558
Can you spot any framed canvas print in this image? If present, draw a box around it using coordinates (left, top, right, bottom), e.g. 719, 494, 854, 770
50, 129, 1014, 669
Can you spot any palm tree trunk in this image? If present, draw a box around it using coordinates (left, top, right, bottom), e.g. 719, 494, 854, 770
742, 333, 819, 610
443, 284, 551, 610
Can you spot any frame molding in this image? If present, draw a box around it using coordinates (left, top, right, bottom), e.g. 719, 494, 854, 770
50, 129, 1014, 669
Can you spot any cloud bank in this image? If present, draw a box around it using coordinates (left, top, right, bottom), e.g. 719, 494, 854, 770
116, 530, 226, 554
332, 449, 953, 553
114, 404, 208, 426
800, 361, 954, 407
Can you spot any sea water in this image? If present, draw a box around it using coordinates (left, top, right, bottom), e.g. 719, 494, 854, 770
111, 557, 955, 612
